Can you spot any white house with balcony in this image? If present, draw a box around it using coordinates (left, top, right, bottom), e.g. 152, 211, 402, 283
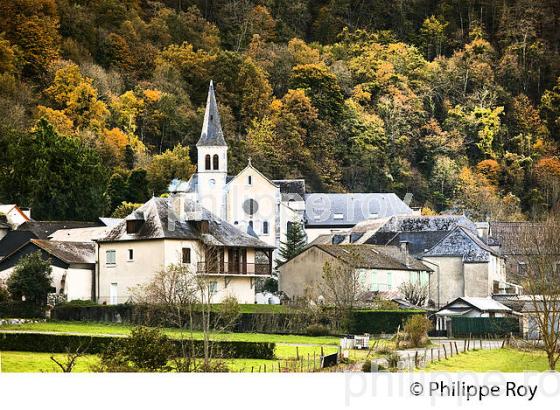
95, 196, 274, 304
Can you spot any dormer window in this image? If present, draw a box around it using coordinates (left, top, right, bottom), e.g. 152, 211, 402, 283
126, 219, 143, 234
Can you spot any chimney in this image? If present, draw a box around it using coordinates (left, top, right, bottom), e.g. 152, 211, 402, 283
20, 207, 31, 219
400, 241, 411, 267
476, 222, 489, 241
171, 194, 186, 222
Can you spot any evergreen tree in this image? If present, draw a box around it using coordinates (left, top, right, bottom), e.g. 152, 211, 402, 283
7, 251, 52, 305
277, 221, 307, 264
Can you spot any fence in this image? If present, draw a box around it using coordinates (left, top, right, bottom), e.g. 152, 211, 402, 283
450, 317, 521, 337
372, 336, 506, 372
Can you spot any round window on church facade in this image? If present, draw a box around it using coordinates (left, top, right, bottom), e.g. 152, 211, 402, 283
209, 179, 216, 187
243, 199, 258, 215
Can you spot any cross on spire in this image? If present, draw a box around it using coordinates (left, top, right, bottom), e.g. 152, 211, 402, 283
197, 80, 227, 147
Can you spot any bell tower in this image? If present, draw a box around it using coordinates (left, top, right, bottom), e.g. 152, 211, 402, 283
196, 81, 228, 219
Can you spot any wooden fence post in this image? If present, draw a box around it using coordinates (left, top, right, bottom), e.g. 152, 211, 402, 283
443, 344, 448, 359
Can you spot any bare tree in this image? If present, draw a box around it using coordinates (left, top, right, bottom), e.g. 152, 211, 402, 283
515, 213, 560, 370
50, 339, 91, 373
398, 281, 429, 307
132, 263, 201, 371
320, 260, 366, 331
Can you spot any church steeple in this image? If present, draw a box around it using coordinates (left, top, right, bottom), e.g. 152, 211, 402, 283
197, 80, 227, 147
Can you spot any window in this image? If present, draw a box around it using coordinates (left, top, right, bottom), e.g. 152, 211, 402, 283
371, 271, 378, 291
127, 249, 134, 261
248, 175, 252, 185
205, 154, 211, 170
517, 262, 527, 275
243, 199, 258, 215
208, 281, 217, 295
262, 221, 269, 235
213, 154, 219, 170
248, 220, 254, 230
106, 250, 116, 265
182, 248, 191, 264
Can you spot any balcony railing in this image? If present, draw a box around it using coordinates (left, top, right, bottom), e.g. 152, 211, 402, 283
197, 262, 271, 276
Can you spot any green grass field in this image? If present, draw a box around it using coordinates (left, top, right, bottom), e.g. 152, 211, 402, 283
424, 348, 557, 372
0, 321, 340, 345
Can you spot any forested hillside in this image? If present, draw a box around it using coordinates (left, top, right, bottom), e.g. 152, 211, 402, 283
1, 0, 560, 221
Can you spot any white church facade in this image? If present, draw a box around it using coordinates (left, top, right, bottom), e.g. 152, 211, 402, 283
171, 81, 414, 261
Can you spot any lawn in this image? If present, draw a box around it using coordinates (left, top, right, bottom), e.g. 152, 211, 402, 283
0, 351, 100, 373
424, 348, 558, 372
0, 321, 340, 345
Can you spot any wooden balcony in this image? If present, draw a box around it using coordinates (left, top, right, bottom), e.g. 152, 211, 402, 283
197, 261, 272, 276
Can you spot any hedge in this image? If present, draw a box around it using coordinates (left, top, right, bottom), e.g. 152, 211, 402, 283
451, 317, 521, 337
349, 310, 424, 334
0, 302, 44, 318
52, 304, 425, 335
0, 332, 275, 359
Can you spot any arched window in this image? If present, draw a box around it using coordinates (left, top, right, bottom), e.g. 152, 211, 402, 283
213, 154, 219, 170
205, 154, 211, 170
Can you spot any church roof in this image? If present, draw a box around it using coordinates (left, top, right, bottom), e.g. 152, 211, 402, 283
197, 81, 227, 147
304, 193, 413, 227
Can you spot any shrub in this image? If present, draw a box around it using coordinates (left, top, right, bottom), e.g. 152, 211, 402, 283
385, 352, 401, 369
375, 345, 394, 355
0, 285, 9, 303
361, 360, 371, 372
7, 251, 52, 305
306, 323, 330, 336
99, 326, 175, 372
403, 314, 433, 347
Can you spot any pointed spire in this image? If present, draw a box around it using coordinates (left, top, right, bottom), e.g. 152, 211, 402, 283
197, 80, 227, 147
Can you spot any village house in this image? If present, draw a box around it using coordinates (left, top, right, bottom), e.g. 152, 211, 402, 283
0, 239, 96, 301
278, 244, 432, 303
0, 204, 31, 239
308, 215, 513, 308
95, 196, 275, 305
434, 296, 514, 334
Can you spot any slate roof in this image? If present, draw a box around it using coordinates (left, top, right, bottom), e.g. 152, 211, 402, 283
488, 222, 543, 255
362, 215, 481, 256
197, 81, 227, 147
423, 227, 499, 262
97, 197, 274, 249
0, 230, 37, 258
31, 240, 96, 264
16, 221, 101, 239
315, 244, 431, 272
273, 179, 306, 196
99, 217, 123, 227
304, 193, 413, 227
377, 215, 476, 233
49, 226, 112, 242
437, 297, 512, 314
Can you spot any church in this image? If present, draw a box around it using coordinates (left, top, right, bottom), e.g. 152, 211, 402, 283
170, 81, 414, 261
